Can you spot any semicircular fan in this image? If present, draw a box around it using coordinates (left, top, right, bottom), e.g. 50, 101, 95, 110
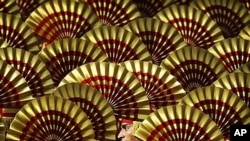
25, 0, 101, 44
52, 83, 117, 141
239, 24, 250, 40
208, 38, 250, 73
190, 0, 250, 38
81, 26, 152, 63
178, 86, 250, 139
134, 105, 225, 141
153, 5, 224, 49
213, 72, 250, 109
234, 62, 250, 73
59, 62, 151, 121
161, 47, 228, 93
6, 95, 95, 140
123, 18, 187, 65
0, 13, 40, 54
38, 38, 109, 86
0, 0, 20, 16
0, 47, 55, 97
119, 60, 186, 110
82, 0, 141, 26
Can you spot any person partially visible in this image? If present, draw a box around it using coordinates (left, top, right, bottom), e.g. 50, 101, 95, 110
117, 119, 141, 141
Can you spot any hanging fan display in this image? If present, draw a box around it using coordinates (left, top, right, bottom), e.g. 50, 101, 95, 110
239, 24, 250, 40
208, 38, 250, 73
154, 5, 224, 49
59, 62, 151, 121
160, 47, 228, 93
213, 72, 250, 108
134, 105, 225, 141
82, 0, 141, 26
0, 0, 20, 16
52, 83, 117, 141
6, 95, 95, 140
190, 0, 250, 38
123, 18, 187, 65
234, 62, 250, 73
38, 38, 109, 86
179, 86, 250, 139
0, 13, 40, 54
81, 26, 152, 63
119, 60, 186, 109
25, 0, 101, 44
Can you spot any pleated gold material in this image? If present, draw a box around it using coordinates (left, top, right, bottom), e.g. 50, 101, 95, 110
190, 0, 250, 38
123, 18, 187, 65
213, 72, 250, 108
161, 47, 228, 93
82, 0, 141, 26
59, 62, 151, 121
154, 5, 224, 49
81, 26, 152, 63
25, 0, 101, 44
178, 86, 250, 139
0, 118, 5, 141
240, 0, 250, 13
239, 24, 250, 40
0, 47, 55, 97
134, 105, 225, 141
6, 95, 95, 140
0, 38, 9, 48
0, 13, 40, 54
52, 83, 117, 141
234, 62, 250, 73
119, 60, 186, 109
0, 0, 20, 16
38, 38, 109, 86
208, 38, 250, 73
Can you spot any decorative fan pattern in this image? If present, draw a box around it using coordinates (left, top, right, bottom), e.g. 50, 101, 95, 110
239, 24, 250, 40
234, 62, 250, 73
0, 0, 20, 16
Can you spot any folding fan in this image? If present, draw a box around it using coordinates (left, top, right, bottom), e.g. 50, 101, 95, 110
213, 72, 250, 108
134, 105, 225, 141
81, 26, 152, 63
240, 0, 250, 13
38, 38, 109, 86
52, 83, 117, 141
0, 38, 9, 48
0, 13, 40, 54
123, 18, 187, 65
0, 118, 5, 140
234, 62, 250, 73
6, 95, 95, 140
82, 0, 141, 26
179, 86, 250, 139
25, 0, 102, 44
0, 0, 20, 16
154, 5, 224, 49
59, 62, 151, 121
239, 24, 250, 40
160, 47, 228, 93
119, 60, 186, 109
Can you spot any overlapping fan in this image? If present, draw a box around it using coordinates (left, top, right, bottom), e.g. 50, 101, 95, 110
25, 0, 101, 44
119, 60, 186, 110
154, 5, 224, 49
0, 0, 20, 16
81, 26, 152, 63
234, 62, 250, 73
82, 0, 141, 26
123, 18, 187, 65
0, 38, 9, 48
178, 86, 250, 139
134, 105, 225, 141
239, 24, 250, 40
240, 0, 250, 13
190, 0, 250, 38
0, 13, 40, 54
161, 47, 228, 92
38, 38, 109, 86
6, 95, 95, 140
59, 62, 151, 121
52, 83, 117, 141
0, 47, 54, 97
208, 38, 250, 73
213, 72, 250, 108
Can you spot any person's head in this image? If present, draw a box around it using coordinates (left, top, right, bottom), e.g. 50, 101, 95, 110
117, 119, 140, 141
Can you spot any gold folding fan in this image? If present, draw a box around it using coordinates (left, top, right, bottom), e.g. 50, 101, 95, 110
134, 105, 225, 141
208, 38, 250, 73
119, 60, 186, 109
25, 0, 101, 44
0, 13, 40, 54
0, 0, 20, 16
178, 86, 250, 139
59, 62, 151, 121
38, 38, 109, 86
123, 18, 187, 65
161, 47, 228, 93
239, 24, 250, 40
0, 38, 9, 48
6, 95, 95, 140
52, 83, 117, 141
81, 26, 152, 63
234, 62, 250, 73
154, 5, 224, 49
